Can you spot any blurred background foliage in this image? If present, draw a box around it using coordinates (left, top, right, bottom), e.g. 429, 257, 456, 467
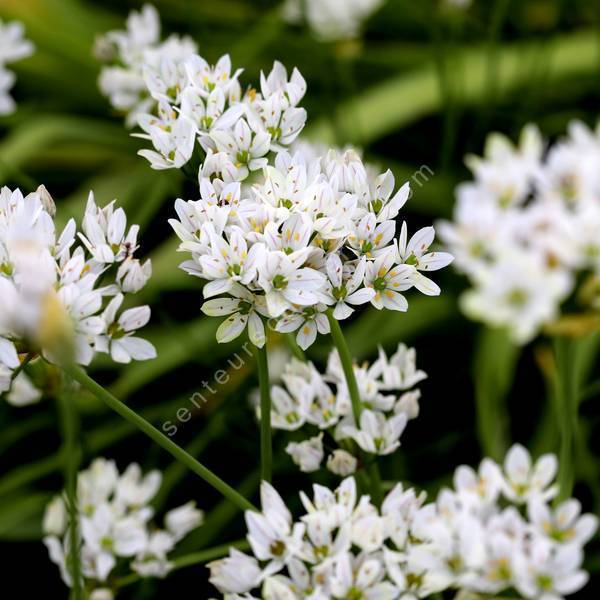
0, 0, 599, 597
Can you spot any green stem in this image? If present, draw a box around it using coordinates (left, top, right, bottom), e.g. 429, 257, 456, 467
256, 344, 272, 483
56, 377, 82, 600
60, 363, 256, 513
115, 539, 249, 589
553, 337, 579, 501
326, 310, 362, 424
326, 310, 383, 504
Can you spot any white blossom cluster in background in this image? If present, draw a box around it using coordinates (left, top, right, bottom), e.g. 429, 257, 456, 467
97, 4, 307, 177
0, 185, 155, 406
282, 0, 385, 42
96, 4, 197, 127
0, 18, 34, 114
209, 444, 597, 599
271, 343, 425, 472
43, 458, 203, 599
438, 121, 600, 343
173, 146, 453, 350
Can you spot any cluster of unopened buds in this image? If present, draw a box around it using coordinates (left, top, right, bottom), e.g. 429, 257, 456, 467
43, 458, 203, 599
438, 121, 600, 343
0, 185, 155, 406
267, 343, 425, 472
209, 444, 597, 599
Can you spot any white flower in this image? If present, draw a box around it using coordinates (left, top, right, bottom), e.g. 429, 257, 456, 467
501, 444, 558, 504
342, 409, 408, 455
5, 371, 42, 406
245, 481, 305, 570
283, 0, 385, 42
325, 254, 374, 320
364, 248, 413, 311
258, 251, 326, 318
528, 499, 598, 546
286, 433, 324, 472
514, 540, 589, 600
43, 496, 67, 537
202, 284, 268, 347
208, 549, 263, 594
45, 458, 202, 592
397, 223, 454, 295
96, 294, 156, 364
326, 449, 357, 477
0, 19, 34, 115
165, 501, 204, 541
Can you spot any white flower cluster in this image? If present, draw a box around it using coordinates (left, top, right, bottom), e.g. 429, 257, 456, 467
283, 0, 385, 42
96, 4, 197, 127
209, 444, 597, 599
438, 121, 600, 343
0, 18, 34, 114
271, 343, 425, 472
172, 146, 453, 349
98, 5, 307, 178
0, 186, 155, 404
43, 458, 203, 598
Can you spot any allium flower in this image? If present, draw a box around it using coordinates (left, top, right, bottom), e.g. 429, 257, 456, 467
439, 121, 600, 343
0, 18, 34, 114
208, 446, 596, 599
264, 343, 425, 472
43, 459, 203, 595
170, 145, 450, 349
283, 0, 385, 42
0, 186, 155, 403
99, 9, 452, 350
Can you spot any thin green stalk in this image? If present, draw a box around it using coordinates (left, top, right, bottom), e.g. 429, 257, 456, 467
60, 363, 256, 513
256, 344, 272, 483
116, 538, 249, 588
326, 310, 383, 504
56, 377, 82, 600
553, 337, 579, 501
326, 310, 362, 424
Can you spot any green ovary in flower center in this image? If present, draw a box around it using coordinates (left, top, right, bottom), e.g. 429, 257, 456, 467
107, 322, 125, 339
373, 277, 387, 292
227, 263, 242, 277
236, 150, 250, 165
506, 287, 528, 307
333, 284, 348, 300
269, 540, 286, 557
272, 274, 288, 290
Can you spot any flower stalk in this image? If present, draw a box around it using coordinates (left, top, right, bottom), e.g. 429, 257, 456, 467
56, 377, 82, 600
326, 309, 383, 504
552, 336, 579, 501
60, 363, 256, 512
256, 343, 272, 483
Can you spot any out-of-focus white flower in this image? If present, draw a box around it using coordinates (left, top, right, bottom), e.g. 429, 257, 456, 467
0, 19, 34, 115
439, 121, 600, 343
286, 433, 324, 472
43, 459, 202, 595
0, 186, 155, 406
501, 444, 558, 504
326, 449, 358, 476
283, 0, 385, 41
